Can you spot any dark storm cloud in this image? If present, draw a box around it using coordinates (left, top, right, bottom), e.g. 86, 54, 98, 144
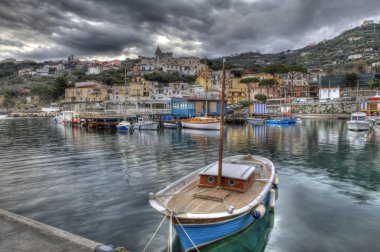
0, 0, 379, 60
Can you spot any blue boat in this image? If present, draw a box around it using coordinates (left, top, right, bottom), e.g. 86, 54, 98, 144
116, 121, 133, 131
266, 116, 296, 124
149, 155, 278, 251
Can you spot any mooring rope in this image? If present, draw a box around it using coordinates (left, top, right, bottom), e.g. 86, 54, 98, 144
174, 216, 200, 252
142, 214, 168, 252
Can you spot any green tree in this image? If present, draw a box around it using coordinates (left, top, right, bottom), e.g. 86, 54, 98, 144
368, 79, 380, 90
345, 73, 358, 88
254, 94, 267, 102
259, 79, 276, 98
3, 90, 15, 108
72, 69, 86, 81
51, 76, 68, 99
31, 84, 52, 100
283, 65, 308, 97
240, 77, 259, 114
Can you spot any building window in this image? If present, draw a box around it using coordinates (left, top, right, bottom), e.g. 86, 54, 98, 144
228, 178, 235, 186
207, 176, 214, 184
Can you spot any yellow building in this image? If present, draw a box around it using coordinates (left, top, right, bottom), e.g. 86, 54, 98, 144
65, 82, 109, 102
195, 76, 213, 90
226, 77, 247, 104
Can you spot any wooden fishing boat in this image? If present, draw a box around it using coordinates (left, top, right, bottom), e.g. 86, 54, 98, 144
181, 117, 220, 130
149, 59, 278, 251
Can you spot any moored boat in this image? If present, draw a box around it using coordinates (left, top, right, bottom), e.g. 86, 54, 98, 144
181, 117, 220, 130
246, 117, 266, 125
116, 121, 133, 131
347, 112, 371, 131
163, 121, 179, 129
149, 59, 278, 252
266, 116, 296, 124
135, 117, 158, 130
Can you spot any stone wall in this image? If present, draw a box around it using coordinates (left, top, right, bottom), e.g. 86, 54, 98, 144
291, 102, 362, 114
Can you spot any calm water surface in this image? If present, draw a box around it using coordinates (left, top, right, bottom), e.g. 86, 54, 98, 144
1, 118, 380, 252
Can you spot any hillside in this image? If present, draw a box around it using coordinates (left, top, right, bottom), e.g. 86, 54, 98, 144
212, 23, 380, 71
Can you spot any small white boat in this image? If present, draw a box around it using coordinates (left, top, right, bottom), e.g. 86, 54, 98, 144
347, 112, 371, 131
181, 117, 220, 130
163, 121, 178, 129
135, 117, 158, 130
42, 106, 60, 113
246, 117, 266, 125
0, 114, 8, 119
116, 121, 133, 131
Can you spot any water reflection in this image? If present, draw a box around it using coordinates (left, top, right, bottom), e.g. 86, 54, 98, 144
201, 211, 275, 252
1, 118, 380, 252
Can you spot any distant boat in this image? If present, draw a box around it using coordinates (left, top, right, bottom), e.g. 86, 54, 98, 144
347, 112, 371, 131
266, 116, 296, 124
246, 117, 266, 125
163, 116, 179, 129
0, 114, 8, 119
41, 106, 60, 113
135, 117, 158, 130
149, 59, 278, 252
163, 121, 179, 129
181, 117, 220, 130
116, 121, 133, 131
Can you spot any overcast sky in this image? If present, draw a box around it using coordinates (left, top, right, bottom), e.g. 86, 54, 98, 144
0, 0, 379, 61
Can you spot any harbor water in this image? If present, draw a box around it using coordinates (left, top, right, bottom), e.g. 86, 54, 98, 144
1, 118, 380, 252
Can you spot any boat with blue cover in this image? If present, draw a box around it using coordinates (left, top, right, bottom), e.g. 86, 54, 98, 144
266, 116, 296, 124
116, 121, 133, 131
149, 59, 278, 251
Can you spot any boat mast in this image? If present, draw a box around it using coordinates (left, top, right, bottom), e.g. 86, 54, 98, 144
205, 58, 208, 117
217, 58, 226, 187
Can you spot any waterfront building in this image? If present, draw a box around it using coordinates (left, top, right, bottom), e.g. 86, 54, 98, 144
63, 81, 109, 111
170, 97, 225, 117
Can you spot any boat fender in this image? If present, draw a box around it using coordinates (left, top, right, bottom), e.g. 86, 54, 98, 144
94, 244, 114, 252
252, 204, 266, 219
269, 189, 276, 209
273, 174, 279, 186
228, 206, 234, 214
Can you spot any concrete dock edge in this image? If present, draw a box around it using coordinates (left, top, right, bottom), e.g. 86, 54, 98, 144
0, 208, 102, 251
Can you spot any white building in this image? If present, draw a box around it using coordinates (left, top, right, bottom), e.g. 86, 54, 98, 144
319, 87, 340, 100
36, 65, 50, 76
348, 54, 363, 60
86, 67, 102, 75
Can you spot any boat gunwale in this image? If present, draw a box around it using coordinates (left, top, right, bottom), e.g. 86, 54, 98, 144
149, 155, 275, 220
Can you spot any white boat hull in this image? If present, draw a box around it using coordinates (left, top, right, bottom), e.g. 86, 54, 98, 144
246, 118, 265, 124
181, 122, 220, 130
136, 122, 158, 130
164, 122, 178, 128
347, 121, 370, 131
